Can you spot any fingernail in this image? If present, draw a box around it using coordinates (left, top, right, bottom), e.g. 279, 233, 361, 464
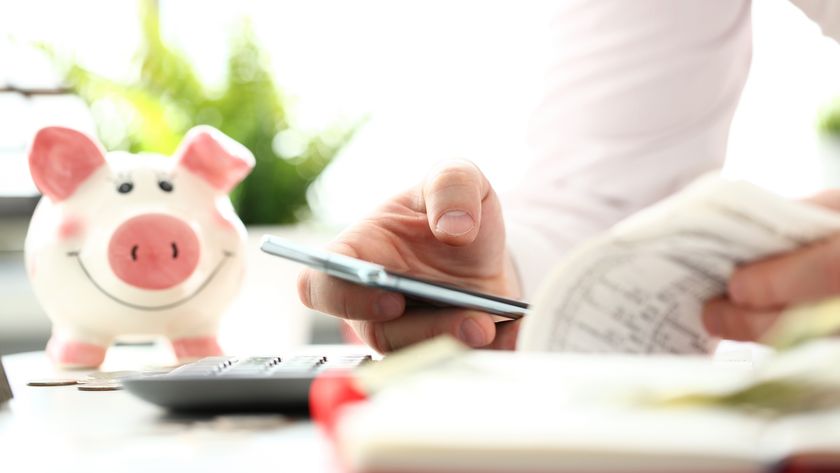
459, 318, 486, 347
436, 210, 474, 236
376, 293, 403, 318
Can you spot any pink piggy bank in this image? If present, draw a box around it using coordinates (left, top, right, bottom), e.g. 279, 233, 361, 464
25, 126, 255, 368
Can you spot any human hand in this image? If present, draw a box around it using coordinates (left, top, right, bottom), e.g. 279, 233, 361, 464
297, 161, 522, 353
702, 190, 840, 342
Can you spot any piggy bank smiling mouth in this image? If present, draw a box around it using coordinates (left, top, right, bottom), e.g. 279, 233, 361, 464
66, 249, 235, 311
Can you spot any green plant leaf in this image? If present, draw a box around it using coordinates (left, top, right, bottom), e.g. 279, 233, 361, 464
818, 98, 840, 137
64, 64, 185, 154
42, 0, 360, 225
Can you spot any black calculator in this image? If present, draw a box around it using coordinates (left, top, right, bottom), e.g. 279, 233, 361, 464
122, 351, 373, 415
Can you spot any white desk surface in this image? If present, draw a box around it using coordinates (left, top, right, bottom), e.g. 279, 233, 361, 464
0, 346, 343, 473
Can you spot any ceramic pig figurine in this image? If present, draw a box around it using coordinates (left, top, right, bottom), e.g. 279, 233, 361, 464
25, 126, 254, 368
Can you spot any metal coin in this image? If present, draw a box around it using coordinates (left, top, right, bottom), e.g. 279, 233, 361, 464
27, 379, 79, 387
83, 370, 137, 381
77, 382, 123, 391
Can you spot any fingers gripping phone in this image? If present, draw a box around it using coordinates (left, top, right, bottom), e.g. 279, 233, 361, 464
260, 235, 529, 320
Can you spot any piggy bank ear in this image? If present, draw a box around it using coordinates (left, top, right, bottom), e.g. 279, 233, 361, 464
29, 127, 106, 202
175, 126, 255, 193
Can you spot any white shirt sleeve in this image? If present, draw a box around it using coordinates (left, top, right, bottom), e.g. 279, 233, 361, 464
503, 0, 754, 298
789, 0, 840, 41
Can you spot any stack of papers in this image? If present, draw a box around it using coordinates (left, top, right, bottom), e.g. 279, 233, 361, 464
519, 175, 840, 353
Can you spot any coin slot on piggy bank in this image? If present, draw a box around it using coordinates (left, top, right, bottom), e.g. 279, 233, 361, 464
24, 126, 255, 368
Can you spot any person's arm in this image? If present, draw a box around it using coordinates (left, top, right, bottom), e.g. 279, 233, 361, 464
297, 1, 756, 352
504, 0, 753, 297
790, 0, 840, 42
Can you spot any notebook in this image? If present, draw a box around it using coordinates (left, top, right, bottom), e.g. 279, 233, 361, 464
330, 342, 840, 473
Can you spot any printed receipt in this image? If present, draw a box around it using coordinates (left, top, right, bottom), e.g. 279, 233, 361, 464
518, 176, 840, 354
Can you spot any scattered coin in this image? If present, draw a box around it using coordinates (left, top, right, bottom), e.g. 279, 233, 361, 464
77, 382, 123, 391
28, 369, 167, 391
194, 414, 291, 431
83, 370, 138, 380
27, 379, 79, 387
78, 371, 138, 384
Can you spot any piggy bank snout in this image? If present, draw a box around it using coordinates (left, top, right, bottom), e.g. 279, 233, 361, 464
108, 214, 200, 290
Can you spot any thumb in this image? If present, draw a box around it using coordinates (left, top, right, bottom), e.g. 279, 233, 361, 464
422, 160, 490, 246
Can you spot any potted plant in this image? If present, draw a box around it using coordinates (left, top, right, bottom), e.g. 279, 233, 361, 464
45, 0, 357, 226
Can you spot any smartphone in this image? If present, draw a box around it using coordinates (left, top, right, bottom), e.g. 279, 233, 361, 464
260, 235, 529, 320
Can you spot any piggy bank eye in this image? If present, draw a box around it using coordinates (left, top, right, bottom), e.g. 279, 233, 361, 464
117, 182, 134, 194
158, 180, 174, 192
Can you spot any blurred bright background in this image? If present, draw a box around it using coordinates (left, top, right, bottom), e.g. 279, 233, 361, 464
1, 0, 839, 356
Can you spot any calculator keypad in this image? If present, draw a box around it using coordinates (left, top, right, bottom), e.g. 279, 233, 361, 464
167, 354, 372, 378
